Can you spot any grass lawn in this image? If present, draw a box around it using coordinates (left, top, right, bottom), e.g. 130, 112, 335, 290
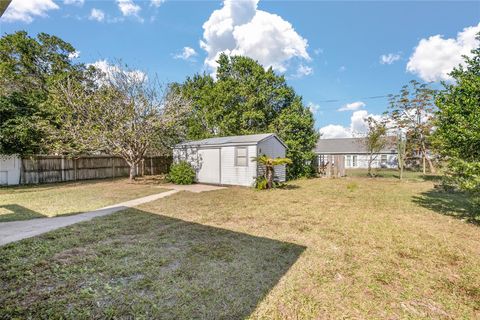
0, 178, 168, 222
1, 176, 479, 319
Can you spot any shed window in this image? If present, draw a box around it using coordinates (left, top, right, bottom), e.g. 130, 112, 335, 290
352, 155, 357, 167
235, 147, 248, 166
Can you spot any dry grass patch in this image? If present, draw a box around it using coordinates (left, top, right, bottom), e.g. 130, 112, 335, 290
0, 176, 479, 319
0, 178, 168, 222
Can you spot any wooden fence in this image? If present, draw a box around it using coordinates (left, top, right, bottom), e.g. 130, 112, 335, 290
20, 155, 172, 184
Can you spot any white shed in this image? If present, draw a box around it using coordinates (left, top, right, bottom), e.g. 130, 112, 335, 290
173, 133, 287, 186
0, 155, 21, 186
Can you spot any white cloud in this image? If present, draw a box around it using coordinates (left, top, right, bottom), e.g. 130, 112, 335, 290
1, 0, 58, 23
89, 8, 105, 22
314, 48, 323, 55
88, 60, 147, 84
319, 110, 383, 138
64, 0, 84, 6
319, 125, 351, 139
174, 47, 197, 61
295, 64, 313, 77
308, 102, 320, 114
117, 0, 141, 17
338, 101, 365, 112
200, 0, 310, 74
150, 0, 165, 7
407, 23, 480, 82
338, 66, 346, 72
380, 53, 400, 65
68, 50, 80, 60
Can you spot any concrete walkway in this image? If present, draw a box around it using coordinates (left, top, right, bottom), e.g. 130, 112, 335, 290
0, 184, 225, 246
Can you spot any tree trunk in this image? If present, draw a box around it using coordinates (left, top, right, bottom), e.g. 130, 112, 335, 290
129, 163, 136, 181
367, 153, 373, 177
266, 166, 274, 189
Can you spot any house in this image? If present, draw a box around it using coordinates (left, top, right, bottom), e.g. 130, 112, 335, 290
173, 133, 287, 186
315, 137, 398, 170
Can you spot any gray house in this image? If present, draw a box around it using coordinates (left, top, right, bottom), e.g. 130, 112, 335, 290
315, 137, 398, 170
173, 133, 287, 186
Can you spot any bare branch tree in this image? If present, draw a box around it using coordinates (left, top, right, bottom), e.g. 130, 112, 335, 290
54, 62, 191, 180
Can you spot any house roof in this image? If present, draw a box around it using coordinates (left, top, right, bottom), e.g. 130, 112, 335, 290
315, 137, 397, 154
174, 133, 286, 148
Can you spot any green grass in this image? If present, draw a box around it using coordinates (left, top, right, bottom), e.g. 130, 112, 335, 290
0, 178, 168, 222
345, 168, 441, 181
1, 176, 479, 319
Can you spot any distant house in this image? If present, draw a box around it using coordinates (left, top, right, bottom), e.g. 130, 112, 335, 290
315, 137, 398, 170
173, 133, 287, 186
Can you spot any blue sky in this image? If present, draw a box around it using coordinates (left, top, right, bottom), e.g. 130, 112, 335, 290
1, 0, 479, 137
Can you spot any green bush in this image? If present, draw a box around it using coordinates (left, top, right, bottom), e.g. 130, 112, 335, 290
254, 176, 268, 190
168, 161, 196, 185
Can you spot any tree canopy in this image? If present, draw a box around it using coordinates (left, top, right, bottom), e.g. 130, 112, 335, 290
0, 31, 83, 155
433, 36, 480, 198
175, 54, 318, 179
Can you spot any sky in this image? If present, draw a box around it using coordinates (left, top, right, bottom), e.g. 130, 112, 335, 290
1, 0, 479, 138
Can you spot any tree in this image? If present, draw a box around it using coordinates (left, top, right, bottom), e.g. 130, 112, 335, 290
176, 54, 318, 179
363, 117, 387, 176
255, 155, 292, 189
0, 31, 82, 155
432, 36, 480, 198
396, 131, 407, 180
55, 62, 190, 180
388, 80, 436, 174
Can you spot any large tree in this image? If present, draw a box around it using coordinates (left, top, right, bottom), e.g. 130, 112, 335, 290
0, 31, 81, 155
387, 80, 436, 174
433, 37, 480, 198
175, 54, 318, 179
55, 62, 190, 180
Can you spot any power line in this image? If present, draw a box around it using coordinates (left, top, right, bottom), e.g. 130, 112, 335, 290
315, 94, 390, 103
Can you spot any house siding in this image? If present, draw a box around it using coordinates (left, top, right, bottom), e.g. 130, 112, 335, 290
257, 136, 286, 182
220, 145, 257, 186
319, 154, 397, 169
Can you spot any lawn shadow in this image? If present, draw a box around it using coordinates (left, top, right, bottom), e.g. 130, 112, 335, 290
412, 189, 479, 225
0, 204, 46, 223
0, 208, 306, 319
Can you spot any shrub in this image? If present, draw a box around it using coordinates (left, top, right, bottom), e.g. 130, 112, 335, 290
254, 176, 268, 190
168, 161, 196, 185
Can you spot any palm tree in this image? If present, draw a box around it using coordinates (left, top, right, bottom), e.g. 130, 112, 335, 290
255, 155, 292, 189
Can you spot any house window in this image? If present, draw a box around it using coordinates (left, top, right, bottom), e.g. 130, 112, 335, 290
381, 154, 388, 164
345, 155, 352, 167
235, 147, 248, 166
352, 155, 357, 167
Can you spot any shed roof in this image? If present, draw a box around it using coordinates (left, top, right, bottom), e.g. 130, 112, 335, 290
315, 137, 397, 154
174, 133, 286, 148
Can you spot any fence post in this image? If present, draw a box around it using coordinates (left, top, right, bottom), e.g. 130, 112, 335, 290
112, 158, 115, 179
74, 158, 77, 181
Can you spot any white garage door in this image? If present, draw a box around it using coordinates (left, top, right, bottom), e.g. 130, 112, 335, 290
197, 148, 220, 184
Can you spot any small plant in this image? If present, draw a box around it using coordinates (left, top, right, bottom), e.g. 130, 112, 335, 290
255, 155, 292, 189
254, 176, 268, 190
346, 182, 358, 192
168, 161, 196, 185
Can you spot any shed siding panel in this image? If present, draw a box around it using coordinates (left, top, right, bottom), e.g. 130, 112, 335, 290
258, 137, 286, 182
220, 145, 257, 186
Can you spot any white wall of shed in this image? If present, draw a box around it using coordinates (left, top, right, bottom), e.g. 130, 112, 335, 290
257, 136, 287, 182
220, 145, 257, 186
0, 155, 21, 186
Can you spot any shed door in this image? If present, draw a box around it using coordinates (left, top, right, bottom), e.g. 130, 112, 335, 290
197, 148, 220, 184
